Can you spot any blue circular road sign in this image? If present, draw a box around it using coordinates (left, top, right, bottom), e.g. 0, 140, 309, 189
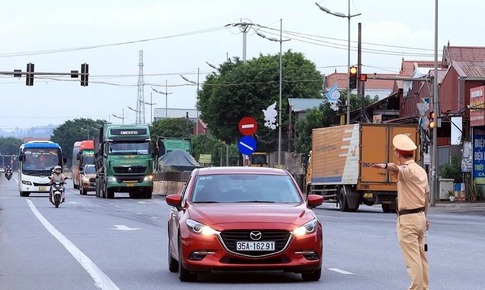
237, 136, 256, 155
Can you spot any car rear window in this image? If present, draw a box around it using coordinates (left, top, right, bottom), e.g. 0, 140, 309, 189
191, 174, 302, 203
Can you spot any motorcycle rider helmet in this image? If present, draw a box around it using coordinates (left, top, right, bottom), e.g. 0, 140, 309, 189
53, 165, 62, 174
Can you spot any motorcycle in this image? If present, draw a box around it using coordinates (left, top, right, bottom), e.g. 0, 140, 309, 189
5, 170, 12, 180
48, 177, 66, 208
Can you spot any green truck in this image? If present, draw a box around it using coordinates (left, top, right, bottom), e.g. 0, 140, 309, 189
155, 137, 192, 171
94, 123, 153, 199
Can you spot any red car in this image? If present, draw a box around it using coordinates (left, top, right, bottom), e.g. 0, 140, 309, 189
166, 166, 324, 282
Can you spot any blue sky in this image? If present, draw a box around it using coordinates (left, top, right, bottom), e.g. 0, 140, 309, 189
0, 0, 479, 130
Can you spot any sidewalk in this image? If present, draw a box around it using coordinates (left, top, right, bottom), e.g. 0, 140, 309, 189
430, 200, 485, 215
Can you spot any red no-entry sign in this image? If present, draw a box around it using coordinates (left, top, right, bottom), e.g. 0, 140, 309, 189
238, 116, 257, 136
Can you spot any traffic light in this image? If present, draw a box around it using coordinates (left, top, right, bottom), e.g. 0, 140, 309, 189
359, 73, 368, 82
80, 63, 89, 86
26, 63, 34, 86
429, 111, 435, 129
349, 66, 357, 90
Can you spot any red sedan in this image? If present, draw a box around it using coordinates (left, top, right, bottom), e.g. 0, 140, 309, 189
166, 166, 324, 282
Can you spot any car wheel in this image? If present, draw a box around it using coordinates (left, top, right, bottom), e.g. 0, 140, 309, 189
168, 235, 178, 273
178, 237, 196, 282
301, 268, 321, 281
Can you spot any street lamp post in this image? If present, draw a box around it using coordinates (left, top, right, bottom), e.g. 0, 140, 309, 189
127, 105, 140, 123
151, 81, 172, 119
180, 68, 200, 135
140, 93, 156, 124
315, 1, 361, 124
112, 109, 126, 124
256, 19, 290, 166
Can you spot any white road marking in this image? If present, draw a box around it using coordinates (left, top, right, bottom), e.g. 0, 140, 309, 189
27, 200, 120, 290
328, 268, 354, 275
112, 225, 140, 231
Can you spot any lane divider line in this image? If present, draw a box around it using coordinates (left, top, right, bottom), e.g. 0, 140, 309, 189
27, 199, 120, 290
328, 268, 354, 275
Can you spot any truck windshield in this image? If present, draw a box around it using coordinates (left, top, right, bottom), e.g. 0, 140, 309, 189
81, 154, 95, 164
108, 141, 150, 155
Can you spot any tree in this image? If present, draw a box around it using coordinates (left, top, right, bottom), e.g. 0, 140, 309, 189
0, 137, 23, 155
50, 118, 106, 166
198, 51, 323, 149
150, 118, 194, 141
191, 134, 240, 166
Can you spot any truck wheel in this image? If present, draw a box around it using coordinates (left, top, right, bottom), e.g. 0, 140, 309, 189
95, 178, 100, 197
144, 189, 152, 199
382, 204, 391, 213
106, 189, 114, 199
338, 188, 349, 212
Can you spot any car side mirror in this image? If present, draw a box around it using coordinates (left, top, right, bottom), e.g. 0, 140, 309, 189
307, 194, 323, 208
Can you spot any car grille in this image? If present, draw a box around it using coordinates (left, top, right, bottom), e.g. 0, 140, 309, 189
113, 166, 146, 174
33, 182, 50, 187
220, 230, 291, 257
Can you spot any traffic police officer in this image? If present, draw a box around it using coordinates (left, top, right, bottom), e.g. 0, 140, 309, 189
372, 134, 429, 290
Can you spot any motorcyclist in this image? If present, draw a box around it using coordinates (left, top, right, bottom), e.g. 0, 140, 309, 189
49, 165, 66, 203
5, 165, 12, 178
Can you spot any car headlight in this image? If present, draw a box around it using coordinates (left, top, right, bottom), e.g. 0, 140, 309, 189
144, 175, 153, 182
107, 176, 117, 182
186, 219, 219, 236
292, 219, 319, 237
22, 180, 33, 185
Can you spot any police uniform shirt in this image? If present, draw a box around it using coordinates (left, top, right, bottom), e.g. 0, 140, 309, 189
397, 160, 429, 210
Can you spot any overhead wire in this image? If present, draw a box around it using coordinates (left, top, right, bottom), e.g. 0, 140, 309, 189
0, 26, 226, 58
0, 23, 440, 88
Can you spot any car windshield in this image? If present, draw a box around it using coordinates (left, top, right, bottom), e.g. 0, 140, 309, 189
191, 174, 302, 203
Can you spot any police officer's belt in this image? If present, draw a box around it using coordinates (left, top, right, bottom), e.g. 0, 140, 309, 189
397, 207, 425, 216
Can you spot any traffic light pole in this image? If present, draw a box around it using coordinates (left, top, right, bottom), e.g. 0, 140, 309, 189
0, 63, 89, 86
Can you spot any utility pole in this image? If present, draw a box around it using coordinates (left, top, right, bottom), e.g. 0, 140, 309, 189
136, 50, 146, 124
430, 0, 439, 206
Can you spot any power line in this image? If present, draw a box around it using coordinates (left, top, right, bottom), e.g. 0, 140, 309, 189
0, 26, 226, 58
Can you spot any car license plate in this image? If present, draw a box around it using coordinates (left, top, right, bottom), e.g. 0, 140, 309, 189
39, 186, 46, 191
236, 241, 275, 251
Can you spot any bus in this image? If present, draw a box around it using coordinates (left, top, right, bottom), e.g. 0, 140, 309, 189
18, 141, 66, 197
71, 140, 94, 189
